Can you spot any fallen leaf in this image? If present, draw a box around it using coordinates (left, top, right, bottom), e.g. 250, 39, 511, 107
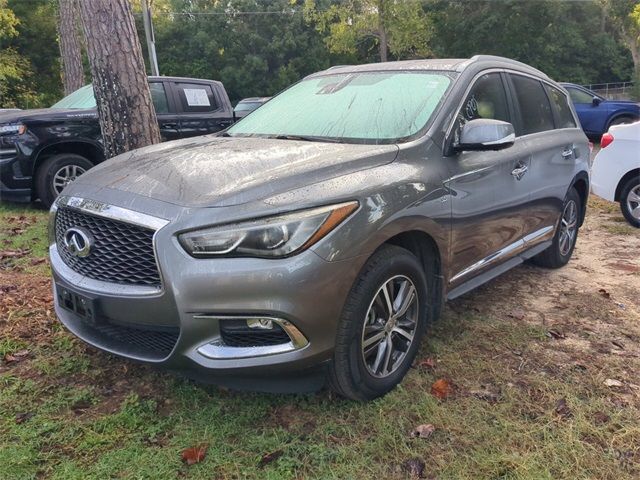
15, 412, 33, 424
417, 357, 437, 369
604, 379, 623, 388
402, 458, 425, 478
598, 288, 611, 299
410, 424, 435, 439
431, 379, 452, 400
547, 329, 566, 339
29, 258, 46, 266
181, 444, 208, 465
611, 340, 625, 350
555, 398, 572, 419
470, 386, 501, 404
258, 449, 283, 468
508, 308, 525, 320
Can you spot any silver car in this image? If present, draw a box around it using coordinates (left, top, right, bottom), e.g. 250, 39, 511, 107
50, 56, 589, 400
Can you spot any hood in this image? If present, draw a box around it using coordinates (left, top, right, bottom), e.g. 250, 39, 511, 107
0, 108, 96, 124
74, 135, 399, 208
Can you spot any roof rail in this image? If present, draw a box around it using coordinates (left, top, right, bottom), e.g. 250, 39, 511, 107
467, 55, 549, 78
325, 65, 353, 71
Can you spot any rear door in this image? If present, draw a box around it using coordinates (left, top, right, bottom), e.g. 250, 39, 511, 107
150, 81, 181, 141
170, 81, 234, 138
506, 74, 583, 244
446, 72, 531, 286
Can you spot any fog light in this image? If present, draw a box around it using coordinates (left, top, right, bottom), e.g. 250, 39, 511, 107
246, 318, 274, 330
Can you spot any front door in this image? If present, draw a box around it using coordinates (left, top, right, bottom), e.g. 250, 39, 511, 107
445, 72, 531, 287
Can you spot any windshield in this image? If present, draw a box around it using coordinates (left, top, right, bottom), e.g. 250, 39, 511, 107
51, 85, 96, 109
228, 71, 453, 143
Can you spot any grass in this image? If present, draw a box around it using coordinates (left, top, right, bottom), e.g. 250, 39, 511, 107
1, 199, 639, 479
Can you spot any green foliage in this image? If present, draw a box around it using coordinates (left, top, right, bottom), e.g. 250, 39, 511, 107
304, 0, 432, 61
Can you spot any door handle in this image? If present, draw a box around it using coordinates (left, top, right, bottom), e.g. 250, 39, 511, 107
511, 164, 528, 180
561, 148, 574, 159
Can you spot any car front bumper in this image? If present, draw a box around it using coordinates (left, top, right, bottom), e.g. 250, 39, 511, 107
50, 204, 366, 382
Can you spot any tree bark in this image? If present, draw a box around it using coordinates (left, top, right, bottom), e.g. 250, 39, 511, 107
77, 0, 161, 158
377, 0, 388, 62
58, 0, 84, 95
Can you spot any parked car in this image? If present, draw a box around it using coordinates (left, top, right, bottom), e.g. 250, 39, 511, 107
233, 97, 270, 118
560, 82, 640, 138
0, 77, 234, 207
591, 121, 640, 227
50, 55, 589, 400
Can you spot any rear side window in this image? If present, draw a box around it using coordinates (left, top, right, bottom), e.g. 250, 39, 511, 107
176, 83, 219, 113
149, 83, 169, 114
509, 74, 554, 135
546, 86, 577, 129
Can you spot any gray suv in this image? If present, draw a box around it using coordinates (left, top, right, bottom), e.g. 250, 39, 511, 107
49, 56, 589, 400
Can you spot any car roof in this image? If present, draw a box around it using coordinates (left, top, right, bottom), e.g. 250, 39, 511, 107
147, 75, 223, 87
237, 97, 270, 103
312, 55, 550, 80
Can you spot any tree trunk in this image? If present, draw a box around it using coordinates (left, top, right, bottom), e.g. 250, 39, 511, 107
58, 0, 84, 95
77, 0, 161, 159
377, 0, 388, 62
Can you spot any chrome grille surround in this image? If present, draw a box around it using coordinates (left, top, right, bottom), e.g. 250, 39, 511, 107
53, 196, 169, 288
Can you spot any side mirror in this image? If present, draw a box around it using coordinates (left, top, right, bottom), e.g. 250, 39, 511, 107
592, 97, 602, 107
456, 119, 515, 152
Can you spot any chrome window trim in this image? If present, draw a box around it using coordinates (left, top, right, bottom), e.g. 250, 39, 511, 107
195, 315, 309, 359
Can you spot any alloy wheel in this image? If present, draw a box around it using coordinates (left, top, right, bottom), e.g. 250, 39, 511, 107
361, 275, 419, 378
53, 164, 86, 194
559, 199, 578, 256
625, 185, 640, 221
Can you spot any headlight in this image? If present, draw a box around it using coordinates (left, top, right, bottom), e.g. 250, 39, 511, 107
0, 124, 25, 135
179, 201, 358, 258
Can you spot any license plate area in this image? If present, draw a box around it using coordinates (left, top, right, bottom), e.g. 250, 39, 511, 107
56, 284, 99, 326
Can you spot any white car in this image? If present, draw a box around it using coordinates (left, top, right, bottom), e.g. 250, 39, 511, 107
591, 121, 640, 227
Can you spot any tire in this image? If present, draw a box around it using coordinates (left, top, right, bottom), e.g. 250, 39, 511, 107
531, 187, 581, 269
619, 176, 640, 228
35, 153, 93, 208
328, 245, 430, 401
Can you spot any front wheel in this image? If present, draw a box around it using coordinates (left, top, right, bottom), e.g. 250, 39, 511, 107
531, 188, 581, 269
35, 153, 93, 208
620, 177, 640, 228
328, 245, 429, 401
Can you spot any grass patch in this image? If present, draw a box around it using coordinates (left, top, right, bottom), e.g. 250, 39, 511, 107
1, 201, 639, 479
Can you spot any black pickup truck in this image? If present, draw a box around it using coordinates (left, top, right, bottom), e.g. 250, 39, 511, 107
0, 76, 234, 207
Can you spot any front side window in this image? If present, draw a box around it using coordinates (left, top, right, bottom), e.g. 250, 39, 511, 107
459, 73, 510, 124
567, 87, 595, 104
509, 74, 554, 136
228, 71, 453, 143
546, 86, 577, 129
150, 82, 169, 114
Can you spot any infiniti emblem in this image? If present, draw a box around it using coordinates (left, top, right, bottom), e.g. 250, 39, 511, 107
63, 227, 92, 258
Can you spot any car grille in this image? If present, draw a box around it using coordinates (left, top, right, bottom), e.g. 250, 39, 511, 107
220, 322, 291, 347
91, 322, 179, 357
55, 207, 161, 287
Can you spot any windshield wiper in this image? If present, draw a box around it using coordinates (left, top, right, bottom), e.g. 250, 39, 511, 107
270, 134, 342, 143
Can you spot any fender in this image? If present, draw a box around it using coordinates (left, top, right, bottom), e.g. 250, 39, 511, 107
568, 170, 590, 226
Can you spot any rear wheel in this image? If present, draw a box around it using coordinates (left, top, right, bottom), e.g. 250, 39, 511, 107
620, 177, 640, 228
35, 153, 93, 208
328, 245, 429, 401
531, 188, 581, 269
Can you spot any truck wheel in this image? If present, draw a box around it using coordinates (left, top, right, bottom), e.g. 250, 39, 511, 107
328, 245, 429, 401
619, 177, 640, 228
35, 154, 93, 208
531, 188, 581, 269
